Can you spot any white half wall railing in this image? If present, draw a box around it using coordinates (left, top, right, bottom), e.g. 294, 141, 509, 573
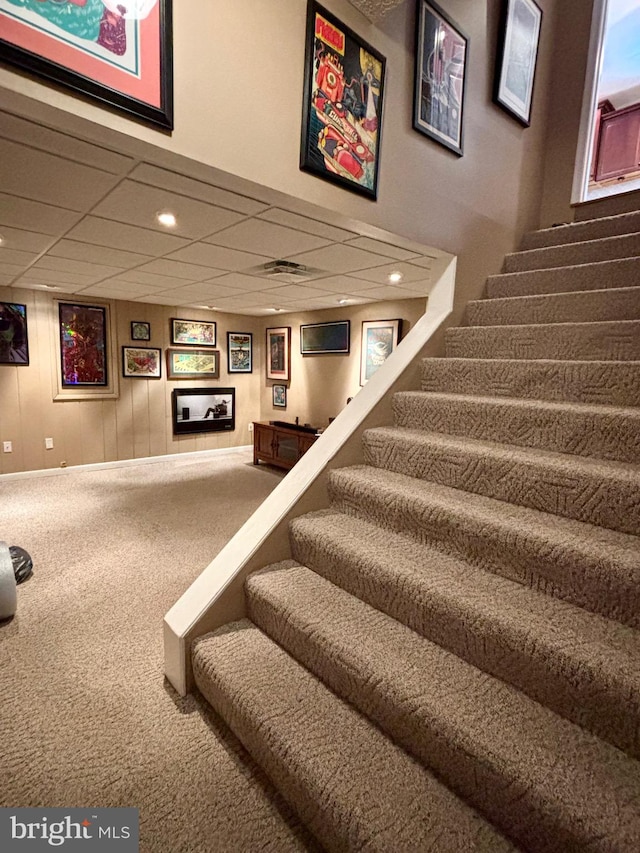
164, 257, 457, 696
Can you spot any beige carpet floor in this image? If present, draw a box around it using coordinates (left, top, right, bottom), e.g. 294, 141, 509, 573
0, 450, 319, 852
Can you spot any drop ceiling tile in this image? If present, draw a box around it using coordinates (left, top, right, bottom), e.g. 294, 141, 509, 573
307, 274, 382, 293
403, 254, 437, 269
14, 280, 85, 294
111, 270, 198, 288
344, 236, 421, 261
257, 208, 356, 242
167, 242, 270, 271
0, 264, 30, 278
0, 247, 39, 267
49, 239, 152, 269
14, 269, 96, 286
77, 282, 156, 299
260, 283, 338, 300
286, 244, 394, 273
358, 284, 427, 301
347, 261, 433, 285
130, 164, 269, 215
0, 275, 15, 286
208, 218, 331, 257
134, 293, 194, 306
0, 138, 119, 212
209, 272, 278, 293
134, 259, 225, 281
0, 225, 55, 253
90, 180, 246, 239
0, 193, 82, 235
153, 282, 243, 301
34, 256, 123, 279
66, 216, 190, 255
0, 112, 134, 174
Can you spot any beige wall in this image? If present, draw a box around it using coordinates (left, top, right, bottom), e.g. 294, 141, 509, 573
261, 297, 426, 427
0, 286, 263, 474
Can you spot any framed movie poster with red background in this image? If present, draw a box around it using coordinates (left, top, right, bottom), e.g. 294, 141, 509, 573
300, 1, 386, 200
0, 0, 173, 129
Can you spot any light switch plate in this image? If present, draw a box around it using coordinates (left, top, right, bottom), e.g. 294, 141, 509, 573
3, 441, 12, 453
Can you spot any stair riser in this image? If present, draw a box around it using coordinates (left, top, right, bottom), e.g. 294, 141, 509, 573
421, 358, 640, 406
467, 287, 640, 326
362, 429, 640, 535
392, 392, 640, 463
445, 322, 640, 361
289, 518, 640, 761
521, 213, 640, 250
420, 358, 640, 407
247, 579, 636, 853
504, 233, 640, 272
327, 470, 640, 629
486, 257, 638, 298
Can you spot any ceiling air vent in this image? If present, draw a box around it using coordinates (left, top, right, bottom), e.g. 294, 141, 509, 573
244, 259, 324, 284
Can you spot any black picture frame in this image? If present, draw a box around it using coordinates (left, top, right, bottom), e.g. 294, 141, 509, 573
413, 0, 468, 156
300, 320, 350, 354
171, 387, 236, 436
0, 1, 173, 130
122, 346, 162, 379
131, 321, 151, 341
0, 301, 29, 366
170, 317, 216, 347
59, 302, 108, 387
360, 318, 402, 385
266, 327, 291, 382
493, 0, 542, 127
227, 332, 253, 374
300, 1, 386, 200
272, 384, 287, 408
166, 348, 220, 379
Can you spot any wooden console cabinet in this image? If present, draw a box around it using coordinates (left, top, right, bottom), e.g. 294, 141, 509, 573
253, 421, 320, 470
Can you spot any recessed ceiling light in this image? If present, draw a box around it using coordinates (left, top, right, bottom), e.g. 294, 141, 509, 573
39, 284, 61, 290
388, 271, 403, 283
271, 307, 284, 312
338, 298, 349, 304
0, 235, 4, 245
156, 210, 177, 228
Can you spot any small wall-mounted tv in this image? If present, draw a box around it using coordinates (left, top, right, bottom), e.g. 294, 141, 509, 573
171, 387, 235, 435
300, 320, 350, 354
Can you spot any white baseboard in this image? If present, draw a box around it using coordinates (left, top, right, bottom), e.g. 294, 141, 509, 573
0, 445, 253, 482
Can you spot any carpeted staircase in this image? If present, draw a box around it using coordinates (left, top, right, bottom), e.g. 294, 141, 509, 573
192, 211, 640, 852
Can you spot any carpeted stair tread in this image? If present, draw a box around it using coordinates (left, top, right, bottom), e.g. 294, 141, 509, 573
362, 425, 640, 534
521, 211, 640, 250
246, 561, 640, 852
392, 390, 640, 462
420, 357, 640, 407
503, 231, 640, 272
327, 464, 640, 628
486, 256, 638, 298
288, 510, 640, 758
445, 320, 640, 361
192, 620, 517, 853
466, 285, 640, 326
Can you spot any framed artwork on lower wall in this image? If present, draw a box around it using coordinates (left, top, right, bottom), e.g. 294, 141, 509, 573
0, 301, 29, 365
360, 319, 402, 385
122, 346, 162, 379
266, 326, 291, 382
171, 387, 235, 435
272, 384, 287, 408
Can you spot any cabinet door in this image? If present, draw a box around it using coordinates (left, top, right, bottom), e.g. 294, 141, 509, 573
595, 107, 640, 182
274, 432, 300, 466
255, 425, 274, 460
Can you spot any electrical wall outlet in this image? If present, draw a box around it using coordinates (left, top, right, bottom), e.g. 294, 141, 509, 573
248, 423, 254, 432
3, 441, 12, 453
45, 437, 54, 449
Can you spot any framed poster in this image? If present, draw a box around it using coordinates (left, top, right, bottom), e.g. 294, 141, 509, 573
166, 348, 219, 379
0, 301, 29, 365
171, 387, 235, 436
59, 302, 108, 387
493, 0, 542, 126
122, 346, 161, 378
413, 0, 468, 156
227, 332, 253, 374
360, 318, 402, 385
300, 1, 386, 200
170, 317, 216, 347
272, 384, 287, 408
266, 327, 291, 382
131, 321, 151, 341
0, 0, 173, 130
300, 320, 350, 354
